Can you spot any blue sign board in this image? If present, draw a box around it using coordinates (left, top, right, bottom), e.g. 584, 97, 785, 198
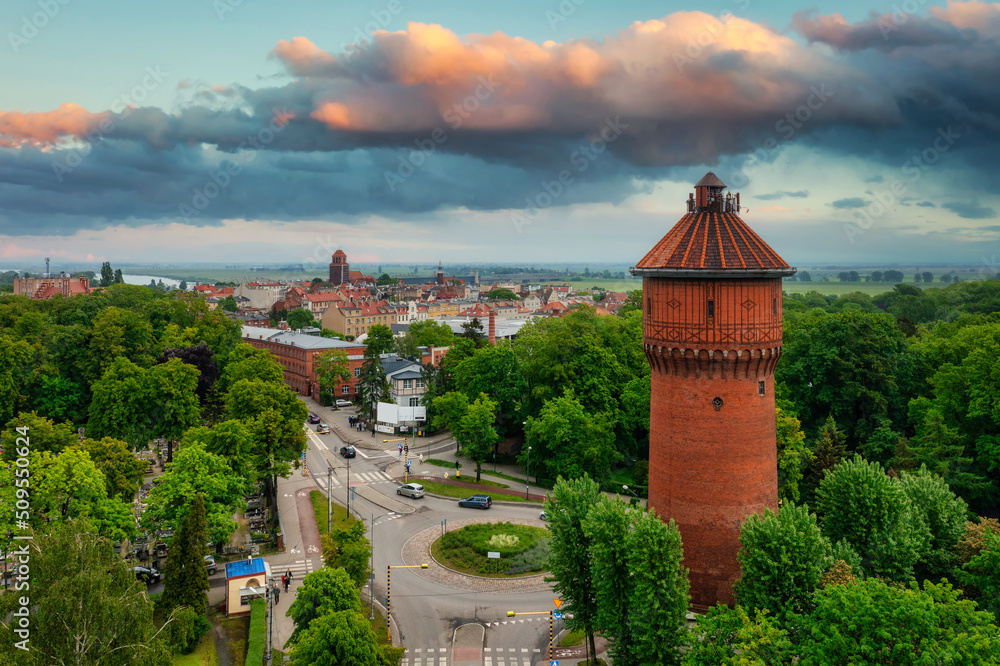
553, 611, 563, 619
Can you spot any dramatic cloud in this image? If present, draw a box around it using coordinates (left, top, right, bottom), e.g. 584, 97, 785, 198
1, 3, 999, 233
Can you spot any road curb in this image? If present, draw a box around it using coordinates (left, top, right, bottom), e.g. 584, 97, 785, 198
419, 490, 544, 507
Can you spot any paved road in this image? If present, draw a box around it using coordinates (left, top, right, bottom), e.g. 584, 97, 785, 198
290, 397, 602, 664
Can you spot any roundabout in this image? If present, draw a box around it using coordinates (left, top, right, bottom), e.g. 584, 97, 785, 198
400, 517, 552, 593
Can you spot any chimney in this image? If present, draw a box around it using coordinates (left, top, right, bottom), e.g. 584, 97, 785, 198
488, 311, 496, 346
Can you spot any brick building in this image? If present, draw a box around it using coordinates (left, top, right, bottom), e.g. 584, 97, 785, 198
14, 275, 91, 299
240, 326, 367, 400
630, 172, 796, 607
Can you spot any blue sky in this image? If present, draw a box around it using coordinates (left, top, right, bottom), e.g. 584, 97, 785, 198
1, 0, 999, 267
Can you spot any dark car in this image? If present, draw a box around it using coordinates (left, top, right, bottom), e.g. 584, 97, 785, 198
457, 494, 492, 509
339, 445, 356, 458
134, 565, 161, 583
307, 413, 321, 424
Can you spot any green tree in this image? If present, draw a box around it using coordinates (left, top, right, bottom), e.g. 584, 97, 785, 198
219, 342, 285, 391
405, 319, 455, 348
147, 358, 201, 462
315, 349, 351, 403
86, 306, 154, 383
225, 378, 308, 482
1, 411, 77, 462
960, 529, 1000, 616
180, 420, 255, 481
143, 440, 245, 545
453, 395, 499, 482
788, 579, 1000, 665
81, 436, 147, 501
376, 273, 396, 286
524, 391, 619, 480
364, 322, 396, 354
357, 344, 391, 420
776, 406, 810, 502
161, 494, 210, 614
682, 605, 792, 666
218, 295, 238, 312
801, 416, 847, 502
453, 344, 526, 433
113, 268, 124, 284
286, 307, 315, 329
735, 503, 840, 618
288, 610, 389, 666
320, 521, 372, 588
100, 261, 115, 287
584, 498, 689, 665
179, 280, 188, 291
461, 317, 486, 347
87, 356, 153, 447
485, 288, 519, 300
817, 455, 930, 581
618, 375, 651, 459
429, 390, 469, 433
0, 522, 171, 666
0, 334, 35, 427
287, 567, 363, 644
899, 466, 969, 583
545, 475, 602, 661
777, 310, 914, 448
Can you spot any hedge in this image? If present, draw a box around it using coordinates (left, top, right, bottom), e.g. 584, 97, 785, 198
246, 598, 267, 666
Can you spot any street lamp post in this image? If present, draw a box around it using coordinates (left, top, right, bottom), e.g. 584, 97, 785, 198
622, 484, 639, 500
387, 563, 428, 643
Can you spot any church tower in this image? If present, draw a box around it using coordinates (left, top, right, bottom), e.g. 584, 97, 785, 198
329, 250, 350, 285
630, 172, 796, 606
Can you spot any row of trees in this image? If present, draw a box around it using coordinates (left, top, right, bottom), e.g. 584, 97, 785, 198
833, 269, 965, 283
544, 466, 1000, 665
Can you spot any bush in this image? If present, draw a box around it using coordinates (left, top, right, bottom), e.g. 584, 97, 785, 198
440, 522, 544, 557
632, 460, 649, 486
246, 598, 266, 666
168, 606, 210, 655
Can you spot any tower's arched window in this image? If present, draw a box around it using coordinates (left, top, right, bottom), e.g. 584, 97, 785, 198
647, 297, 652, 315
707, 300, 715, 318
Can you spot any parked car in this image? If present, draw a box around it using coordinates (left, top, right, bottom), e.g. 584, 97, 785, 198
397, 483, 425, 499
204, 555, 217, 575
458, 494, 492, 510
316, 423, 331, 434
335, 399, 352, 408
308, 413, 321, 424
134, 565, 161, 584
339, 445, 356, 459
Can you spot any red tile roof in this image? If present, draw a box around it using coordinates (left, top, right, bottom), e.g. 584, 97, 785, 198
634, 211, 791, 274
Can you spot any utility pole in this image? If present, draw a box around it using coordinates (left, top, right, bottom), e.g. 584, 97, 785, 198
266, 585, 274, 665
327, 465, 333, 535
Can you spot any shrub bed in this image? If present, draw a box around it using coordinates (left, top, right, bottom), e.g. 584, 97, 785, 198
434, 522, 550, 576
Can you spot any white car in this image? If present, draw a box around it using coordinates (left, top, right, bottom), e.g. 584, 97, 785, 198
397, 483, 425, 499
335, 399, 352, 408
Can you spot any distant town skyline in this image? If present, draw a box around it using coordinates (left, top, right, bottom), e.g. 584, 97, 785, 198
1, 0, 999, 265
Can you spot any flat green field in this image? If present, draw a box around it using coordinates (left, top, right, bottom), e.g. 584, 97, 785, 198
781, 281, 920, 296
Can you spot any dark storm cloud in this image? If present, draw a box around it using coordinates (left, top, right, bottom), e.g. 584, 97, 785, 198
1, 4, 1000, 232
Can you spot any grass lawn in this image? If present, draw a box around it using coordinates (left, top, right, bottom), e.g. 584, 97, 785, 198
419, 479, 537, 503
560, 629, 586, 648
425, 458, 461, 469
309, 489, 356, 537
171, 632, 218, 666
218, 612, 250, 666
480, 470, 555, 490
368, 607, 407, 663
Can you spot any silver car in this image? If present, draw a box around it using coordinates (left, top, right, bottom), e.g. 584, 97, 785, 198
397, 483, 425, 499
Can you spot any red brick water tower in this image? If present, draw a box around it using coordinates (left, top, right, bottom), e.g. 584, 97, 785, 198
630, 172, 796, 606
